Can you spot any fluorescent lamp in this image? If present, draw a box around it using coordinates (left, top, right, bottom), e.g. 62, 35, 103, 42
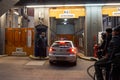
14, 11, 19, 15
64, 19, 67, 21
26, 3, 120, 8
26, 4, 84, 8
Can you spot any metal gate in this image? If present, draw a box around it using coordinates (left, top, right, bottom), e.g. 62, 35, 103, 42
103, 15, 120, 30
102, 7, 120, 30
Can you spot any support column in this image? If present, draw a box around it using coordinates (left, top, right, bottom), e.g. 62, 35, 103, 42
85, 6, 102, 56
0, 14, 6, 55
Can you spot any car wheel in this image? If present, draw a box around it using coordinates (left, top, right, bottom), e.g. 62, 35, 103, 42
49, 60, 54, 65
71, 61, 77, 66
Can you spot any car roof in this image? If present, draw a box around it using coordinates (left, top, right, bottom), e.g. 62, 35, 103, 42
51, 40, 74, 47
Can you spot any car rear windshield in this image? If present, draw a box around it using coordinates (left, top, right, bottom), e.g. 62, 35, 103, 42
52, 42, 72, 48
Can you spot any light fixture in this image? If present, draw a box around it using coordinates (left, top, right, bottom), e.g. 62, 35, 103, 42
14, 11, 19, 15
39, 11, 44, 19
63, 22, 67, 25
26, 3, 120, 8
64, 19, 67, 21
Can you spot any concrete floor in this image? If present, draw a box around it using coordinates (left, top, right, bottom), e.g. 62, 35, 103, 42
0, 56, 95, 80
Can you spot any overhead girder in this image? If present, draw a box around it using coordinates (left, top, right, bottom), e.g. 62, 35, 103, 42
0, 0, 19, 17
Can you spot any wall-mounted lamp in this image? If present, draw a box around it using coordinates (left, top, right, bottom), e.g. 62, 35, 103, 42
39, 11, 44, 19
38, 11, 44, 24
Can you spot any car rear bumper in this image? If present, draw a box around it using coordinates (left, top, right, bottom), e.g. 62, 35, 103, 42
49, 55, 77, 62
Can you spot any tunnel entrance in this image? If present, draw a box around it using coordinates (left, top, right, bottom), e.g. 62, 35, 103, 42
56, 18, 75, 41
49, 7, 85, 51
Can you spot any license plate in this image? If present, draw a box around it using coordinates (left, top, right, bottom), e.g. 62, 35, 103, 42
59, 49, 63, 51
56, 57, 65, 59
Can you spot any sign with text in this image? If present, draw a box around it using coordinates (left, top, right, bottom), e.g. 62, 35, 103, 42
50, 7, 85, 18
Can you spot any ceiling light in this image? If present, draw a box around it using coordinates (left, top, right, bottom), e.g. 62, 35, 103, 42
26, 3, 120, 8
64, 19, 67, 21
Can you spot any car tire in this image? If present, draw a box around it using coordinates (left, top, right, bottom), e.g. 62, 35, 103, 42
49, 60, 54, 65
71, 61, 77, 66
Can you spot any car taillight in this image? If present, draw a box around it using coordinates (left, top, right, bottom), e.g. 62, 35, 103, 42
67, 48, 76, 54
59, 41, 65, 44
49, 47, 56, 52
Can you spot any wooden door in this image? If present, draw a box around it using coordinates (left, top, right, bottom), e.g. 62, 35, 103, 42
5, 28, 15, 55
5, 28, 34, 56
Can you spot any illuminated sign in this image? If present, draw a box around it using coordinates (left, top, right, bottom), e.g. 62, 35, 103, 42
59, 14, 75, 18
102, 7, 120, 16
49, 7, 85, 18
64, 10, 70, 14
59, 10, 75, 18
113, 12, 120, 16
